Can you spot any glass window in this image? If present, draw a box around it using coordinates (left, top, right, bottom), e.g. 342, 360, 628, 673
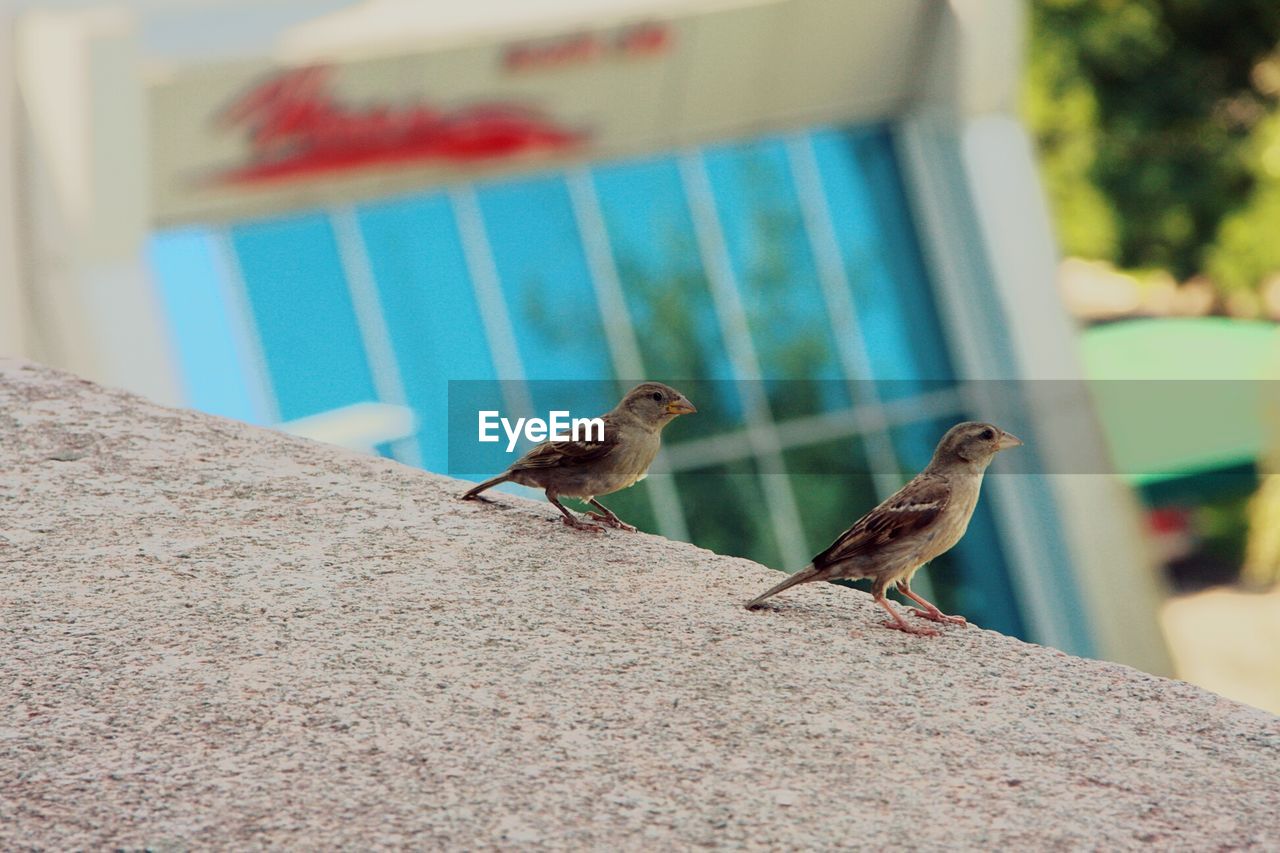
230, 211, 377, 422
810, 128, 955, 390
591, 156, 746, 437
148, 122, 1033, 639
702, 137, 848, 417
475, 174, 615, 420
148, 228, 263, 425
356, 193, 493, 471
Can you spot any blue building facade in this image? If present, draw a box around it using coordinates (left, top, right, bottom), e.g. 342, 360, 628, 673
150, 123, 1032, 638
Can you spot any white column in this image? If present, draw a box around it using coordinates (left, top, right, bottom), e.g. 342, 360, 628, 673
15, 8, 178, 403
959, 116, 1173, 676
0, 13, 28, 359
897, 0, 1171, 674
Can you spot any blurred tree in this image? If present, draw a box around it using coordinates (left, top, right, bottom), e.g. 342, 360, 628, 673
1207, 102, 1280, 292
1023, 6, 1119, 261
1026, 0, 1280, 285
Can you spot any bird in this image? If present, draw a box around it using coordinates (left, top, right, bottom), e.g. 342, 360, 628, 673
460, 382, 696, 532
745, 421, 1023, 636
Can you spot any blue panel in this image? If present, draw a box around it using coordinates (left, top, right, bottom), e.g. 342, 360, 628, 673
230, 212, 377, 422
473, 174, 615, 418
148, 228, 263, 424
701, 137, 849, 416
590, 157, 736, 383
590, 156, 745, 438
855, 130, 957, 379
357, 193, 496, 473
809, 128, 954, 392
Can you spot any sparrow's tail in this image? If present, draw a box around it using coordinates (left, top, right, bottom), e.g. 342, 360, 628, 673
745, 564, 820, 609
460, 474, 510, 501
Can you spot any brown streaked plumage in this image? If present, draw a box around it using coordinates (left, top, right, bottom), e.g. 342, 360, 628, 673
460, 383, 696, 532
745, 421, 1023, 636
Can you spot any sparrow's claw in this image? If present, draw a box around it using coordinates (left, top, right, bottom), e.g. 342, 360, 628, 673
585, 511, 637, 532
881, 619, 940, 637
908, 608, 968, 626
561, 516, 605, 533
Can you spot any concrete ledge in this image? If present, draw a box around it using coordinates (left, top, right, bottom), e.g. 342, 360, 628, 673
2, 359, 1277, 849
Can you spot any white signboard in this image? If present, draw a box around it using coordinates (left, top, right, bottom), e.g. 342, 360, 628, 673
147, 0, 928, 224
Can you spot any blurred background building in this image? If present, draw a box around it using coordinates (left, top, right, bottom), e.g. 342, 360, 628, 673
13, 0, 1280, 702
1024, 0, 1280, 715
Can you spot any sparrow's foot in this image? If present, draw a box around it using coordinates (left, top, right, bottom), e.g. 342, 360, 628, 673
908, 608, 968, 626
881, 619, 940, 637
561, 515, 605, 533
585, 511, 637, 532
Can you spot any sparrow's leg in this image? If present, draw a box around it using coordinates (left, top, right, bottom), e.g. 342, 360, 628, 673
585, 498, 637, 533
875, 595, 939, 637
546, 490, 603, 532
898, 579, 968, 626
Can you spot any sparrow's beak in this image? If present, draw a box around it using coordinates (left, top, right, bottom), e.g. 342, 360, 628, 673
997, 431, 1023, 451
666, 395, 697, 415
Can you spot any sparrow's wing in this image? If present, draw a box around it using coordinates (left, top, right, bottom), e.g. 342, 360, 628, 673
812, 474, 951, 568
507, 414, 620, 472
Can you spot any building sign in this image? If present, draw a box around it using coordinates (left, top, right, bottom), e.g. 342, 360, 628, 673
213, 65, 583, 186
503, 22, 672, 73
147, 0, 929, 224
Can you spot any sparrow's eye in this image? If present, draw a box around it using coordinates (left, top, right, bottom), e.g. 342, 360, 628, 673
979, 428, 995, 440
651, 391, 664, 402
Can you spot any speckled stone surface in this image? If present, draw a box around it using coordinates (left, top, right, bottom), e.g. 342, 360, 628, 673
2, 358, 1277, 850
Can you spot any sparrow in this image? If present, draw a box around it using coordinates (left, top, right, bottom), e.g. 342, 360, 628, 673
745, 421, 1023, 636
460, 382, 696, 532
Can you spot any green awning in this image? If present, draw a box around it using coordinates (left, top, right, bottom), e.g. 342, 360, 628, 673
1079, 318, 1280, 484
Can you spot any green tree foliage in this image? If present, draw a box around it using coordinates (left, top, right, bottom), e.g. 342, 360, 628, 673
1207, 102, 1280, 291
1025, 0, 1280, 287
1023, 8, 1119, 261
